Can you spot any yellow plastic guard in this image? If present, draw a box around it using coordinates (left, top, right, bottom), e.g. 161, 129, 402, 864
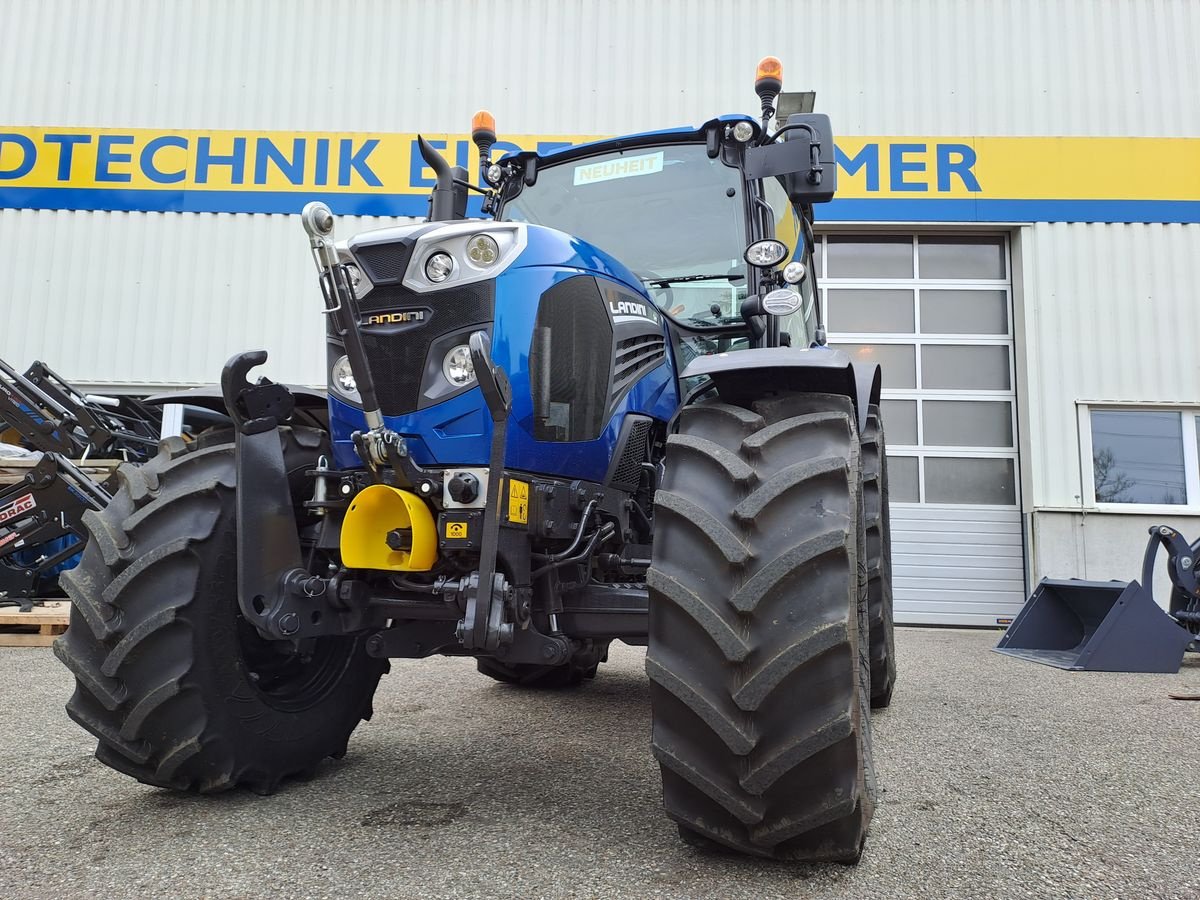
341, 485, 437, 572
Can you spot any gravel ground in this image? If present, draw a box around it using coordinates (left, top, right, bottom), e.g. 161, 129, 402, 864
1, 627, 1198, 899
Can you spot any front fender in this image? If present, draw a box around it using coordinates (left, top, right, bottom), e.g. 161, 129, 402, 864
680, 346, 880, 435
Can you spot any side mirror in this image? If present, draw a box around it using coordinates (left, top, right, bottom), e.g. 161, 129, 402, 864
743, 113, 837, 204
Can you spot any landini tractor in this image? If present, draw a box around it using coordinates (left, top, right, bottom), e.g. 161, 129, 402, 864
55, 59, 895, 862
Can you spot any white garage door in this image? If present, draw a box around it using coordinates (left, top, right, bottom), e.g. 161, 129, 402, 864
817, 233, 1026, 626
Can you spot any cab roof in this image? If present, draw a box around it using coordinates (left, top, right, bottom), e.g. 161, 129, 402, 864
500, 114, 758, 167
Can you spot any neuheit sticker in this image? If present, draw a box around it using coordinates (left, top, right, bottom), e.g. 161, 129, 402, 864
573, 151, 664, 186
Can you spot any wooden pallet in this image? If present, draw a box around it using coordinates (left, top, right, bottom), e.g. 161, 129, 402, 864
1, 458, 120, 486
0, 600, 70, 647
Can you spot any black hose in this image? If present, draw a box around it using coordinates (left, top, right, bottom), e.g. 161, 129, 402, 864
389, 575, 442, 595
531, 499, 600, 564
530, 522, 616, 580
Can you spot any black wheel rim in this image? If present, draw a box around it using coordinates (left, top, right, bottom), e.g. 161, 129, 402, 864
236, 617, 358, 713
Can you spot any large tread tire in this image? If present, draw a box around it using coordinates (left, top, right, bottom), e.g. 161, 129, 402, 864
862, 405, 897, 709
476, 641, 609, 689
647, 393, 876, 862
54, 429, 387, 795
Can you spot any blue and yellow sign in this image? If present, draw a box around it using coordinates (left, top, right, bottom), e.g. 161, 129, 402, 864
0, 126, 1197, 223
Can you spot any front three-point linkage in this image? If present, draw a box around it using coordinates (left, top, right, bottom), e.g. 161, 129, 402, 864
302, 202, 410, 485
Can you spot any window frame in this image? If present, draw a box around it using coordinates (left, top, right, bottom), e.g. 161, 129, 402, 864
1078, 402, 1200, 513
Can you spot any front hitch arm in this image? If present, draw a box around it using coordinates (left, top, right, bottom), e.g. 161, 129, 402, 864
221, 350, 330, 640
457, 331, 516, 653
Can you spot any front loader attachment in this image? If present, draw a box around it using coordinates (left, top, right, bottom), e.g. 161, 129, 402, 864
995, 578, 1191, 673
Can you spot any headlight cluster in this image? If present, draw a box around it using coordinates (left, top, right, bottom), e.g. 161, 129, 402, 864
422, 233, 504, 285
399, 223, 527, 292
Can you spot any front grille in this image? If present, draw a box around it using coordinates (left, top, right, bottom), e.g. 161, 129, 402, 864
355, 281, 494, 415
611, 333, 666, 407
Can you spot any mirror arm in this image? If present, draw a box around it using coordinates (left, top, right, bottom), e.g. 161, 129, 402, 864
801, 212, 827, 346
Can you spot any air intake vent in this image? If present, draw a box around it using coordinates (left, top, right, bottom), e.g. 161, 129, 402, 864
354, 239, 417, 284
607, 416, 654, 491
530, 276, 614, 443
611, 333, 666, 407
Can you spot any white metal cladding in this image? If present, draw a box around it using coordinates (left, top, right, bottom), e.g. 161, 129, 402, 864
0, 208, 414, 388
1017, 222, 1200, 510
1, 0, 1197, 136
820, 233, 1025, 625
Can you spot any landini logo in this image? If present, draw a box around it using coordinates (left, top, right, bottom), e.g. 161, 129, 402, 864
364, 310, 427, 326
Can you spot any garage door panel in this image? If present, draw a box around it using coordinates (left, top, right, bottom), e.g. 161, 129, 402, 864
823, 233, 1023, 625
897, 611, 1019, 627
895, 574, 1027, 594
892, 519, 1023, 537
894, 542, 1024, 559
891, 506, 1018, 522
897, 556, 1027, 578
894, 589, 1026, 626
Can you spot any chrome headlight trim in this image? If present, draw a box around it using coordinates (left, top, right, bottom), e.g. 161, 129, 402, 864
401, 222, 528, 294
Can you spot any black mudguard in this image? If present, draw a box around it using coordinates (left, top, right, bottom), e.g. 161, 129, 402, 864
679, 346, 881, 435
144, 384, 329, 430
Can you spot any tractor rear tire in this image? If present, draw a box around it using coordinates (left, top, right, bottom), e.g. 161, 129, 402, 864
647, 393, 876, 862
54, 429, 387, 794
476, 640, 609, 688
862, 404, 897, 709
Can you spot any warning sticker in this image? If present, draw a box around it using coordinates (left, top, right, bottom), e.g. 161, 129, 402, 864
445, 521, 468, 540
508, 479, 529, 525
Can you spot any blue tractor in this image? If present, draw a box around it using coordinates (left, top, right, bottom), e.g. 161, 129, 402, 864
55, 59, 894, 862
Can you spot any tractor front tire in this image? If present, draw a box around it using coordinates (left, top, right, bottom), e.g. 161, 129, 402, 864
476, 640, 609, 688
54, 429, 387, 794
647, 393, 876, 862
862, 404, 897, 708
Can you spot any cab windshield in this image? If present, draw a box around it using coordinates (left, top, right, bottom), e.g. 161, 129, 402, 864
499, 143, 749, 327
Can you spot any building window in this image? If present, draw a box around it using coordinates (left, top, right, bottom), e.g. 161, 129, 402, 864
1087, 408, 1195, 506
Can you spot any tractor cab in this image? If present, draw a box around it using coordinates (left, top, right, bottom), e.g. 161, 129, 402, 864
479, 73, 837, 368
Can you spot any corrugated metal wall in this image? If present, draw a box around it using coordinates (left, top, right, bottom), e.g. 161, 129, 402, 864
4, 0, 1198, 135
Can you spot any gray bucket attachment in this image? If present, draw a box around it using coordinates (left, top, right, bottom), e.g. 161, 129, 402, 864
995, 578, 1191, 673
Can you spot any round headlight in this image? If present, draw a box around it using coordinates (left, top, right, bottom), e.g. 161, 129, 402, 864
442, 344, 476, 387
732, 121, 755, 143
425, 251, 454, 283
744, 239, 788, 268
466, 234, 500, 267
343, 262, 370, 298
762, 288, 802, 316
485, 163, 503, 186
783, 261, 807, 284
330, 355, 360, 401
